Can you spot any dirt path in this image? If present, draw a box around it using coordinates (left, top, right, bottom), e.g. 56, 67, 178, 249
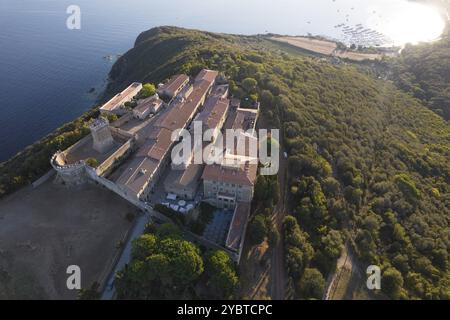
324, 243, 374, 300
324, 244, 351, 300
238, 241, 271, 299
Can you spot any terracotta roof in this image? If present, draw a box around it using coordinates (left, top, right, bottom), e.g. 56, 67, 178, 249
196, 96, 229, 130
159, 79, 213, 131
232, 108, 258, 131
221, 110, 258, 158
134, 95, 162, 114
158, 74, 189, 96
101, 82, 142, 111
201, 103, 259, 187
164, 163, 203, 191
201, 161, 257, 186
226, 202, 251, 252
116, 157, 159, 195
210, 84, 229, 98
137, 127, 173, 161
116, 127, 172, 195
114, 70, 219, 198
195, 69, 219, 84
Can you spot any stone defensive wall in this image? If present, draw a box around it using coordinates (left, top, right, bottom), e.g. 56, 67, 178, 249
51, 151, 88, 185
85, 167, 170, 222
95, 138, 134, 177
110, 126, 135, 141
110, 112, 133, 127
60, 133, 92, 158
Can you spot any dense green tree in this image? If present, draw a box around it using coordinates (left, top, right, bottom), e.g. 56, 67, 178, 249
85, 157, 99, 168
248, 214, 268, 245
156, 223, 182, 239
206, 250, 239, 299
322, 177, 341, 197
297, 268, 325, 300
388, 36, 450, 119
286, 247, 304, 278
241, 78, 258, 94
116, 230, 204, 299
321, 230, 344, 264
140, 83, 156, 98
254, 175, 268, 202
382, 267, 404, 299
283, 216, 315, 281
268, 227, 280, 247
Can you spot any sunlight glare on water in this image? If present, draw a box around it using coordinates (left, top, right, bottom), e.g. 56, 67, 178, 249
367, 0, 446, 45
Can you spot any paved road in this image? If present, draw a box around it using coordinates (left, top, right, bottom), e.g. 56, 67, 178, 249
101, 210, 153, 300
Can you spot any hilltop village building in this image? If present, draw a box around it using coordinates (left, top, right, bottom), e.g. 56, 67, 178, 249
51, 69, 260, 262
99, 82, 142, 115
163, 85, 230, 200
202, 107, 259, 209
133, 94, 163, 120
157, 74, 190, 99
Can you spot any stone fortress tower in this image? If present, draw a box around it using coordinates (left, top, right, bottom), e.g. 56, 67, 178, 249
90, 117, 114, 153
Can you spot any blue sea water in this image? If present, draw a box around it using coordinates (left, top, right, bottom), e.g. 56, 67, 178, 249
0, 0, 445, 161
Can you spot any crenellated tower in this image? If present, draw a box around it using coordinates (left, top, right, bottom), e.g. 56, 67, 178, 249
90, 117, 114, 153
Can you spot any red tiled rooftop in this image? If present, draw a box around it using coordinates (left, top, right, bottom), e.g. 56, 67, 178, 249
226, 202, 251, 252
201, 161, 257, 186
159, 79, 213, 131
115, 70, 219, 197
134, 95, 162, 113
158, 74, 189, 95
137, 127, 173, 161
195, 69, 219, 84
101, 82, 142, 111
196, 96, 229, 130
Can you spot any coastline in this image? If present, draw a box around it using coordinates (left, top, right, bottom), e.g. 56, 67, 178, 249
0, 50, 127, 199
1, 24, 448, 200
0, 96, 105, 199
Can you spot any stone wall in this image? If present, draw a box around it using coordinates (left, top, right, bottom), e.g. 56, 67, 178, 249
110, 112, 133, 128
51, 153, 88, 186
85, 167, 170, 223
186, 230, 239, 262
95, 139, 134, 177
110, 126, 135, 141
62, 134, 92, 157
31, 169, 56, 188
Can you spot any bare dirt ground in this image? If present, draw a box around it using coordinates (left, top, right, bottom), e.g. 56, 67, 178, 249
335, 50, 382, 62
239, 240, 271, 300
270, 36, 382, 61
324, 244, 373, 300
271, 36, 337, 55
0, 180, 137, 299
